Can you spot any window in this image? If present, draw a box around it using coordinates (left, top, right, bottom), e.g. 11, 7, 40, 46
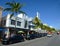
4, 20, 6, 25
11, 20, 15, 25
17, 21, 21, 26
29, 21, 32, 23
24, 20, 27, 28
1, 20, 6, 26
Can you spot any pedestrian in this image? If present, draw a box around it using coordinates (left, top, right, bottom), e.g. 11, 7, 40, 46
21, 33, 26, 41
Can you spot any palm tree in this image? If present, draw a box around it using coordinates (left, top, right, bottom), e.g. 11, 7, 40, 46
42, 24, 47, 30
33, 17, 41, 28
4, 1, 25, 18
50, 28, 56, 32
4, 1, 25, 32
39, 23, 43, 29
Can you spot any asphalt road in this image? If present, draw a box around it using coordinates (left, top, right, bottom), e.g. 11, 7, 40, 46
2, 34, 60, 46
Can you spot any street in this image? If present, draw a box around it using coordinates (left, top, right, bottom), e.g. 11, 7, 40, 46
1, 34, 60, 46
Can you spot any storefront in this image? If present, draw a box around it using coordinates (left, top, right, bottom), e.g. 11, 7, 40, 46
0, 27, 6, 41
8, 27, 30, 39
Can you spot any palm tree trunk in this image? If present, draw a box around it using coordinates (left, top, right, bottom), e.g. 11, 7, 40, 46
15, 17, 17, 34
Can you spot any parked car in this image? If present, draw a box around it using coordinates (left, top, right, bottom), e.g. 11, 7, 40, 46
26, 34, 36, 40
2, 35, 24, 45
30, 34, 36, 39
47, 34, 52, 37
57, 32, 60, 35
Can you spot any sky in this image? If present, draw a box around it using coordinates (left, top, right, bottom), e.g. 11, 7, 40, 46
0, 0, 60, 29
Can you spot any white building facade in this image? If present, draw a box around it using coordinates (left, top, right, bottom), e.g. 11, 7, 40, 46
2, 13, 35, 29
2, 13, 35, 38
1, 12, 47, 38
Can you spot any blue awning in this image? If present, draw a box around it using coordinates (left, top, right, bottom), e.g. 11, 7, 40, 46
0, 27, 6, 31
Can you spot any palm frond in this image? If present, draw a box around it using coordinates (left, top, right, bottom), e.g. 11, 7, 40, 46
19, 4, 24, 9
19, 11, 27, 15
4, 1, 26, 16
4, 8, 11, 11
10, 13, 14, 18
6, 2, 14, 7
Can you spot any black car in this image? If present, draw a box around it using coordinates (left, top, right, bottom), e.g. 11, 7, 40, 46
26, 34, 36, 40
2, 35, 24, 45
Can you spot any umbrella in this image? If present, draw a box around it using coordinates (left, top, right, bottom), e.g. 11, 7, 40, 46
18, 31, 24, 33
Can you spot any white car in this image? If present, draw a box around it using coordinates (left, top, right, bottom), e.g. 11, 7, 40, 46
47, 34, 52, 37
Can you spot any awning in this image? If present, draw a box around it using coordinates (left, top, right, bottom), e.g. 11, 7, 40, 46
18, 31, 24, 33
0, 27, 6, 31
